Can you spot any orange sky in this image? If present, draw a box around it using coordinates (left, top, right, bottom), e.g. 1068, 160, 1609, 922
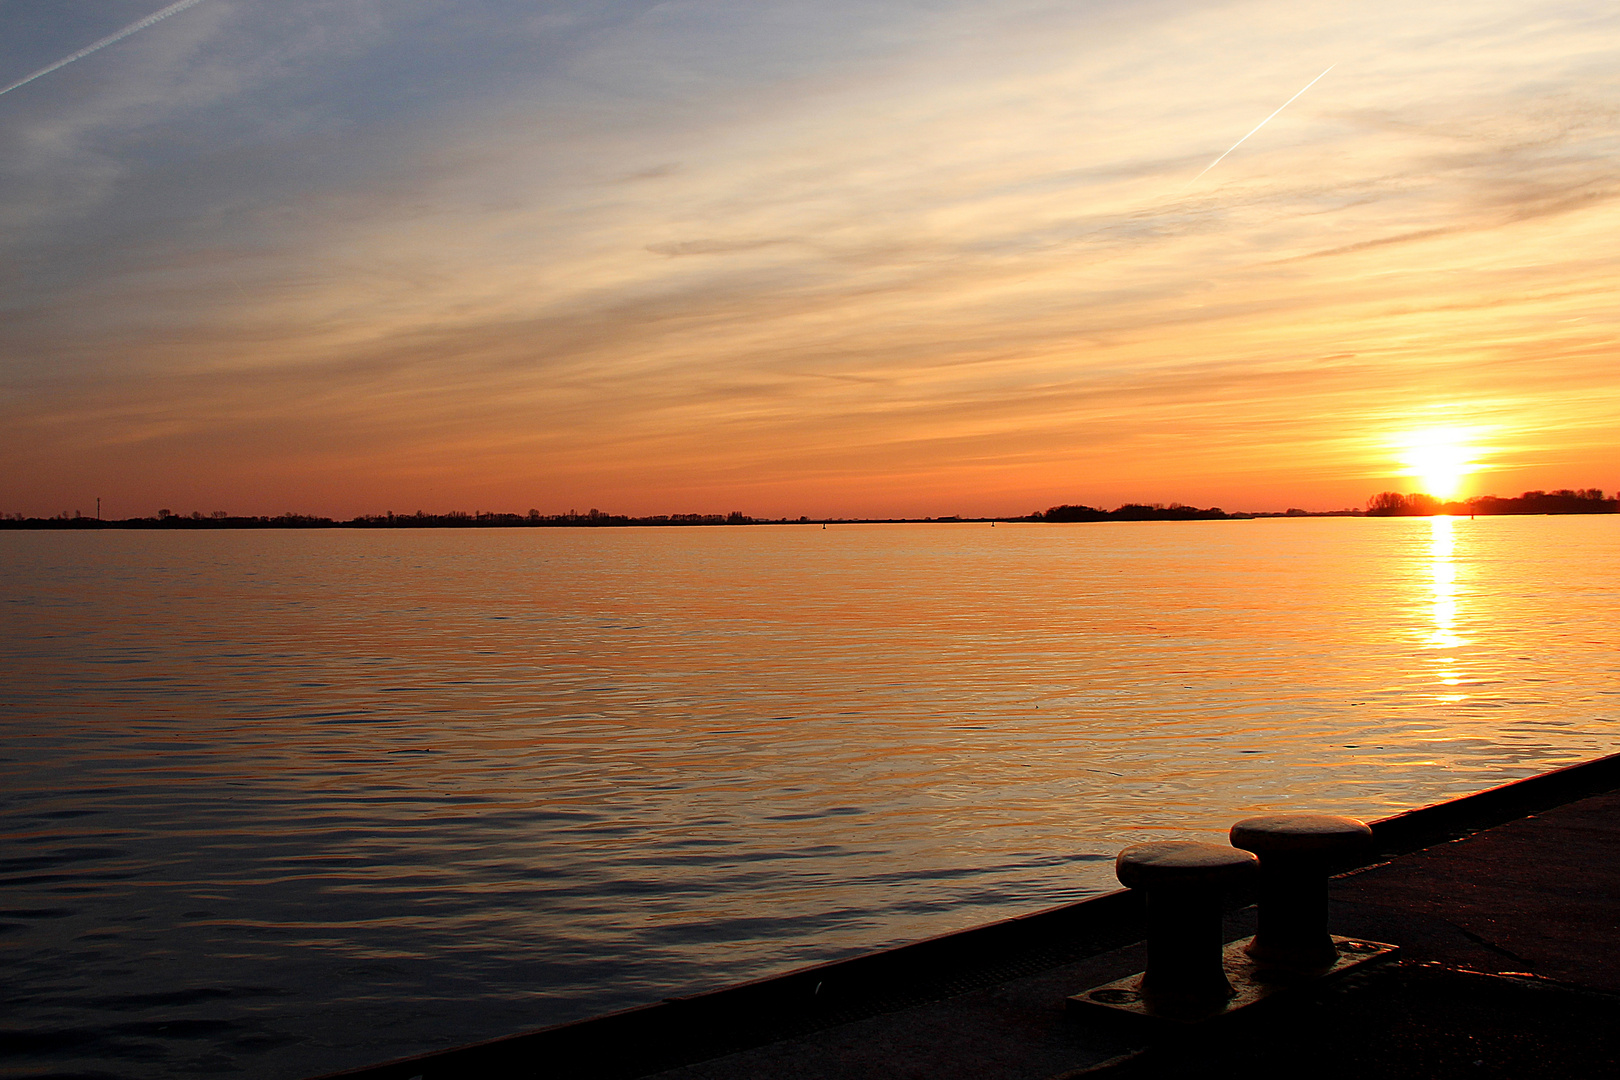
2, 0, 1617, 518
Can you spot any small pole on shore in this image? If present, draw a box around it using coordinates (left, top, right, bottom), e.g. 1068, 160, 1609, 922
96, 497, 101, 520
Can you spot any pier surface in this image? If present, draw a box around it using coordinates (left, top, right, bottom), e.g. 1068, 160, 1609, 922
320, 754, 1620, 1080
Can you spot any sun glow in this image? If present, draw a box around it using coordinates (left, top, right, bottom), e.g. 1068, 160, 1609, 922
1399, 428, 1478, 500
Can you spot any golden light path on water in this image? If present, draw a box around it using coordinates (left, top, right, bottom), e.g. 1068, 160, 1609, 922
1429, 515, 1464, 671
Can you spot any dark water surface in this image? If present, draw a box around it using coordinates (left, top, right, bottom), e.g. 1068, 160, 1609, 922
2, 518, 1617, 1077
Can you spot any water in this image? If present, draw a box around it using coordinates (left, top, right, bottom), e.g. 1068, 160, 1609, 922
2, 517, 1617, 1078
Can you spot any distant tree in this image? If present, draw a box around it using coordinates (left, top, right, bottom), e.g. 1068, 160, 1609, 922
1366, 492, 1446, 516
1366, 492, 1406, 514
1407, 494, 1441, 515
1043, 504, 1107, 522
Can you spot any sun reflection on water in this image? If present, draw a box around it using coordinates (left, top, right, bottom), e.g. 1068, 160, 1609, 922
1426, 515, 1468, 701
1428, 516, 1459, 648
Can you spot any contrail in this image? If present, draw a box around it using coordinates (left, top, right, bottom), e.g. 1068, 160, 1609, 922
0, 0, 207, 100
1187, 65, 1334, 187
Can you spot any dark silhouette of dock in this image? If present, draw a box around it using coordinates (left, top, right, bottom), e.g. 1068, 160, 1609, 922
314, 752, 1620, 1080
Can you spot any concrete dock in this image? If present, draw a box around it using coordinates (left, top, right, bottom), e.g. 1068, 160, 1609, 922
319, 753, 1620, 1080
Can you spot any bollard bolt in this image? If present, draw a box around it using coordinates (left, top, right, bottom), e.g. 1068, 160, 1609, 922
1115, 841, 1258, 1012
1229, 814, 1373, 971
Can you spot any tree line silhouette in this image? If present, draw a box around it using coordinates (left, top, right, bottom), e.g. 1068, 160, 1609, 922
1364, 489, 1616, 517
1036, 503, 1236, 522
3, 489, 1613, 529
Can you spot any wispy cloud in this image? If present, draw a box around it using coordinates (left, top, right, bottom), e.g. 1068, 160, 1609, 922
646, 237, 801, 257
2, 0, 1619, 516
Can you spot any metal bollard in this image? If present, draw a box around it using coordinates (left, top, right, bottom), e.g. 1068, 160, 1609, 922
1229, 814, 1373, 971
1114, 841, 1258, 1010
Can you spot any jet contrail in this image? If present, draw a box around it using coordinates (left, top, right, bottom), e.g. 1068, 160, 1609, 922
0, 0, 207, 100
1187, 65, 1334, 186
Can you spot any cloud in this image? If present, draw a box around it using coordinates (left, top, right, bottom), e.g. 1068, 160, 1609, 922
646, 237, 800, 257
616, 162, 680, 182
3, 0, 1619, 515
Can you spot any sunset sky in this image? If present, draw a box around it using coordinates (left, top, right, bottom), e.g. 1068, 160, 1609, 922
3, 0, 1617, 519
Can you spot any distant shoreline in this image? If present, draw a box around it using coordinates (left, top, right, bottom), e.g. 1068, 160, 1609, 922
3, 492, 1615, 531
1, 512, 1261, 530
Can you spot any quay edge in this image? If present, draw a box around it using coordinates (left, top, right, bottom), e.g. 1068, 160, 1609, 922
312, 749, 1620, 1080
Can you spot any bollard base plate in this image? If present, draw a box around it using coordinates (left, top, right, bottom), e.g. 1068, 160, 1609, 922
1067, 935, 1398, 1024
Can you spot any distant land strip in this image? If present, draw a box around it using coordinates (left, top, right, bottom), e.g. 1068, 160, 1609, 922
3, 489, 1614, 529
1362, 489, 1616, 517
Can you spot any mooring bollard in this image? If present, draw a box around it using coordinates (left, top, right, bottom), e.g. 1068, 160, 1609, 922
1114, 841, 1258, 1010
1073, 828, 1395, 1022
1229, 814, 1373, 971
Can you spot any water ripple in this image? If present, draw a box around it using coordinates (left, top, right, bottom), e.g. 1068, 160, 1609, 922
1, 518, 1617, 1077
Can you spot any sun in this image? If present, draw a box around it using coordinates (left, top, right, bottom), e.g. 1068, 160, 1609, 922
1398, 428, 1477, 500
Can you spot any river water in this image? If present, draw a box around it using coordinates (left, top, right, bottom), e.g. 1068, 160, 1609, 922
2, 517, 1617, 1077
